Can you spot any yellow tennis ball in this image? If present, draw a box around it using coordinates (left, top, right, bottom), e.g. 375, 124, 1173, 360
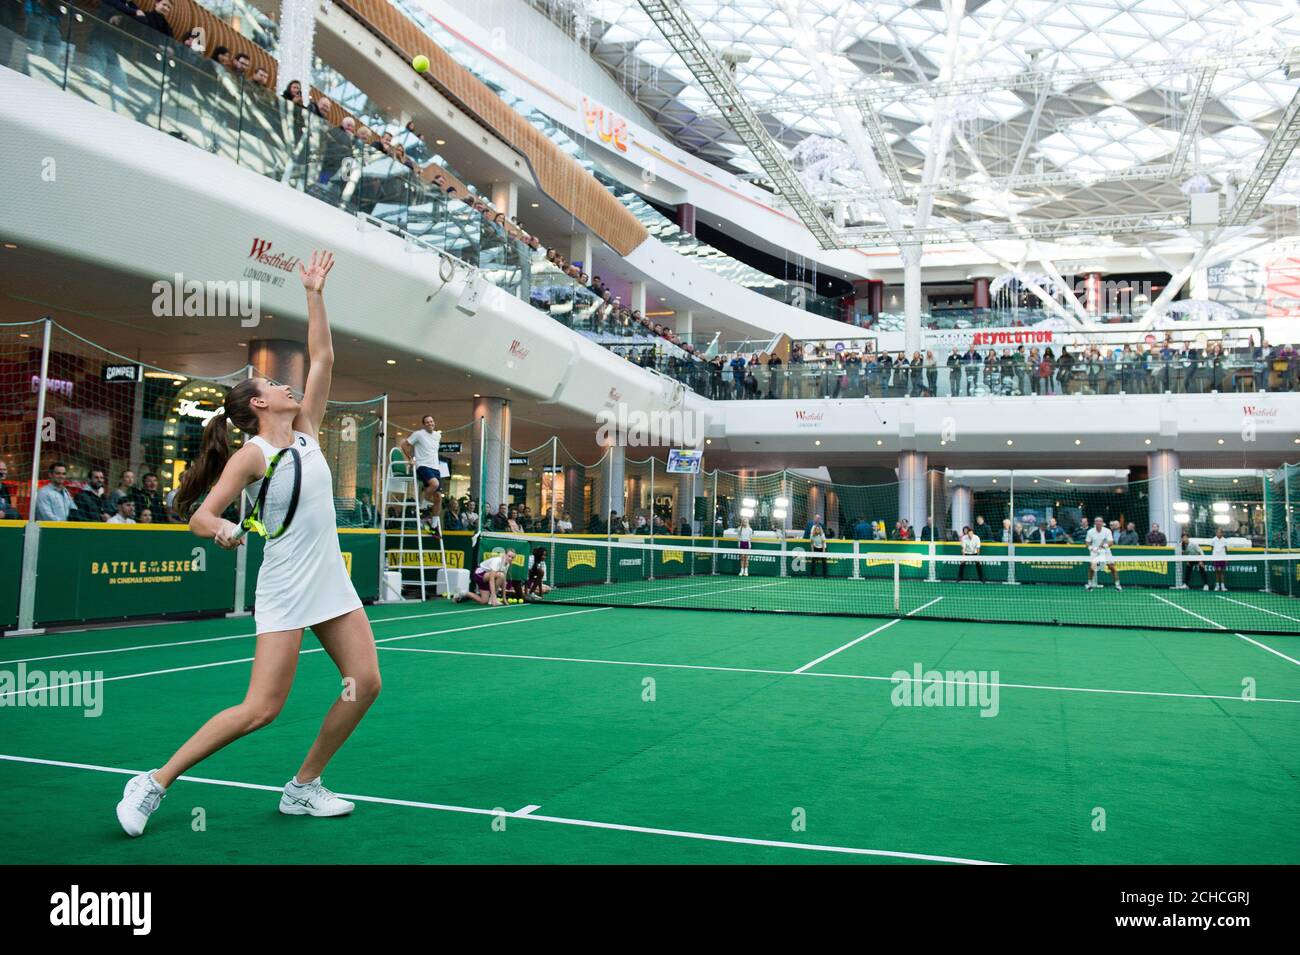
412, 54, 430, 73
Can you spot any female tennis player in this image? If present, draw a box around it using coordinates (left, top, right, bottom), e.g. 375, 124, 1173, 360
737, 516, 753, 576
116, 250, 381, 837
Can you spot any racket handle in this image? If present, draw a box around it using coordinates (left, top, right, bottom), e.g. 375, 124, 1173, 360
231, 522, 250, 541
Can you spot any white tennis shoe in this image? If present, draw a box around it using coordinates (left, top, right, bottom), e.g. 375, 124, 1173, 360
116, 770, 166, 837
279, 777, 355, 817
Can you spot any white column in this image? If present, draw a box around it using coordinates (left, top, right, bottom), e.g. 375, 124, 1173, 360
491, 181, 519, 220
569, 233, 594, 273
678, 309, 694, 338
470, 396, 511, 513
1148, 449, 1181, 545
949, 485, 973, 533
902, 246, 923, 355
630, 281, 648, 316
897, 451, 928, 529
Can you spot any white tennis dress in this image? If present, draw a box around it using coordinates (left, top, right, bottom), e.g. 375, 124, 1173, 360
247, 431, 362, 633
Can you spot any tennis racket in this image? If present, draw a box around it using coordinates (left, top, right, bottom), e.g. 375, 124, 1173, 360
233, 446, 302, 540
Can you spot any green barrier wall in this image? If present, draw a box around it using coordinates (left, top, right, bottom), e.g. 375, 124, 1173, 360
33, 523, 237, 627
7, 522, 383, 629
0, 521, 26, 629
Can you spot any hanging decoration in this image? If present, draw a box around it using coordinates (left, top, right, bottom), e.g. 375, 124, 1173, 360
276, 0, 319, 96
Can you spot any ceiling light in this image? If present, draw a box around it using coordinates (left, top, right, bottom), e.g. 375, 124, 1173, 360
1144, 438, 1151, 445
1217, 438, 1225, 444
1006, 439, 1013, 446
1074, 439, 1082, 445
435, 139, 446, 145
742, 497, 757, 508
815, 440, 821, 446
531, 202, 539, 208
2, 243, 16, 249
386, 359, 396, 365
876, 439, 883, 446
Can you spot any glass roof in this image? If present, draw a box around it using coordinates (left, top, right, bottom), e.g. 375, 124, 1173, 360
532, 0, 1300, 243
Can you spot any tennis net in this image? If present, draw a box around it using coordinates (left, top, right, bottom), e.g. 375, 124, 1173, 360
480, 532, 1300, 636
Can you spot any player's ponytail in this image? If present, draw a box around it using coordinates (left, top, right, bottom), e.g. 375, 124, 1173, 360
174, 378, 262, 517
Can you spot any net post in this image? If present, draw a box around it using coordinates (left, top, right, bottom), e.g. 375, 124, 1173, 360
14, 319, 51, 635
893, 557, 900, 614
378, 392, 390, 598
26, 318, 52, 519
1169, 463, 1184, 589
549, 436, 557, 587
926, 468, 937, 582
648, 455, 655, 581
1005, 470, 1017, 585
1261, 471, 1271, 593
1287, 468, 1295, 598
852, 539, 861, 579
605, 445, 613, 585
711, 469, 718, 576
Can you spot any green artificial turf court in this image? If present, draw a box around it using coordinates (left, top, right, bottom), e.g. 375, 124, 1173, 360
1, 595, 1298, 865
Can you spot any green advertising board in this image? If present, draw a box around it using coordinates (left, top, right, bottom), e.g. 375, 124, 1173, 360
33, 522, 237, 627
0, 520, 25, 629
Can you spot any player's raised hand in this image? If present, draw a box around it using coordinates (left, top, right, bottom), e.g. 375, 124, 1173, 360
299, 250, 335, 294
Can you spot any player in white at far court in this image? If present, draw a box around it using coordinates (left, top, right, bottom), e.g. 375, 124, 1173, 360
1084, 515, 1122, 591
115, 251, 381, 837
401, 415, 445, 530
737, 515, 754, 576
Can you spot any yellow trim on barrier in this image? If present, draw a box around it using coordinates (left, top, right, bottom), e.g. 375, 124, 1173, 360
0, 519, 26, 529
338, 528, 381, 535
38, 521, 192, 531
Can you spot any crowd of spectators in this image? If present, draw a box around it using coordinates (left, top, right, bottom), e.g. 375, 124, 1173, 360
18, 462, 174, 523
659, 335, 1300, 401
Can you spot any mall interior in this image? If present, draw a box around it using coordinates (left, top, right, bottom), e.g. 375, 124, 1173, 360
1, 0, 1299, 629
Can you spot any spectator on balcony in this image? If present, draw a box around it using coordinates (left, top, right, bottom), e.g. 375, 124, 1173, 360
34, 462, 73, 521
1056, 346, 1075, 394
180, 28, 204, 55
1146, 523, 1167, 546
141, 0, 175, 40
108, 498, 137, 524
249, 66, 273, 90
311, 95, 335, 122
924, 351, 938, 396
74, 468, 113, 522
918, 515, 937, 542
974, 514, 992, 540
211, 46, 232, 70
0, 460, 16, 518
372, 130, 394, 155
232, 52, 251, 75
101, 0, 148, 26
729, 353, 747, 398
556, 512, 574, 533
281, 79, 304, 107
131, 473, 167, 523
946, 348, 961, 395
1117, 522, 1140, 545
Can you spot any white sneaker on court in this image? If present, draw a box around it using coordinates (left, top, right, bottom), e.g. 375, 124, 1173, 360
116, 771, 166, 837
279, 777, 355, 817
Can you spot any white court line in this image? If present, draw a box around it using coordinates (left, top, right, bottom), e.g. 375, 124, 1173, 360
0, 603, 530, 666
375, 645, 1300, 705
0, 608, 611, 701
1150, 593, 1227, 630
632, 578, 789, 607
794, 620, 903, 673
0, 754, 999, 865
1234, 633, 1300, 668
793, 596, 944, 674
514, 804, 542, 816
1217, 595, 1300, 626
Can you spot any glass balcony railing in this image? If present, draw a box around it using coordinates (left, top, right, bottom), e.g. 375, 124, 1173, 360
385, 0, 846, 320
0, 0, 532, 293
656, 351, 1300, 401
